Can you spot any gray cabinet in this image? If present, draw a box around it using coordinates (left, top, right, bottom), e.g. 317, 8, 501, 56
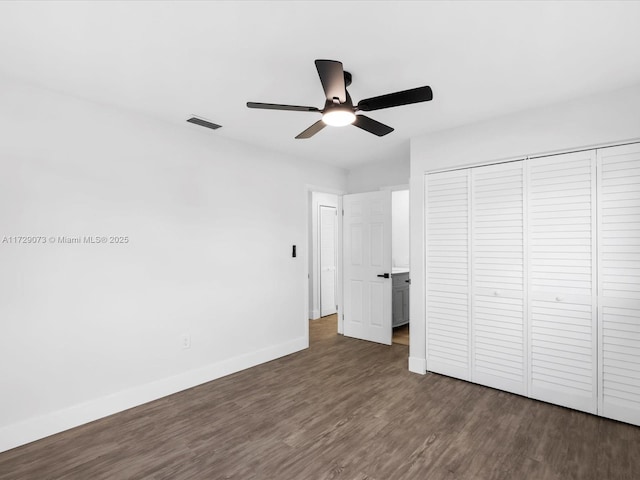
392, 272, 410, 327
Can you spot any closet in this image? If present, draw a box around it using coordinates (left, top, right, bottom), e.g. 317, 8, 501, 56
425, 142, 640, 426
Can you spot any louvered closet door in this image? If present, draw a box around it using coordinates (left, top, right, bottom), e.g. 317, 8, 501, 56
598, 143, 640, 426
471, 162, 526, 395
426, 170, 470, 380
528, 151, 598, 414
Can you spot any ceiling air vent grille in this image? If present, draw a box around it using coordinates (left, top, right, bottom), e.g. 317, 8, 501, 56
187, 116, 222, 130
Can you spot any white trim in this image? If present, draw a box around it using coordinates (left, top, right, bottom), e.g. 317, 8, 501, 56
379, 184, 410, 192
305, 184, 345, 196
408, 356, 427, 375
312, 195, 339, 319
421, 174, 428, 372
0, 336, 306, 453
337, 194, 344, 334
423, 139, 640, 176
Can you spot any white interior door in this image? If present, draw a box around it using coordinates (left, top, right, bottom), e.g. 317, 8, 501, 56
597, 143, 640, 425
426, 169, 471, 380
528, 150, 598, 414
320, 205, 337, 317
471, 161, 526, 396
343, 191, 392, 345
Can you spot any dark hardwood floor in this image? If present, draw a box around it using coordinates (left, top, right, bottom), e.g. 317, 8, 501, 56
2, 315, 640, 479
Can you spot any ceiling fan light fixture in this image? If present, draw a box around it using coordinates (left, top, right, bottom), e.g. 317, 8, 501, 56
246, 59, 432, 138
322, 109, 356, 127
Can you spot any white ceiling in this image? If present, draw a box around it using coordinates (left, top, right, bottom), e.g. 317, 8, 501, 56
1, 1, 640, 170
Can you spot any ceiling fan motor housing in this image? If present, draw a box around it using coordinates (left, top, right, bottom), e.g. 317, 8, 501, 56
343, 71, 352, 87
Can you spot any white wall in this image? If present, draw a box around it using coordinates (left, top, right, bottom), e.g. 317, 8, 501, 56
409, 83, 640, 374
392, 190, 410, 268
0, 75, 347, 452
347, 152, 409, 193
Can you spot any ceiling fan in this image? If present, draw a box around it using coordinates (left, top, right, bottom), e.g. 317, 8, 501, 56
247, 59, 433, 139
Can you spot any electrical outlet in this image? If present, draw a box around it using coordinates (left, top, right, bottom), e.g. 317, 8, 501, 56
181, 333, 191, 349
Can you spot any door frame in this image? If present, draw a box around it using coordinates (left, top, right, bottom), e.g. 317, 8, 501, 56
305, 185, 345, 338
310, 192, 340, 320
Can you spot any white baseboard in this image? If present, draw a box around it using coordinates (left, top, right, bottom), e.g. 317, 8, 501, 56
0, 336, 307, 453
408, 356, 427, 375
309, 308, 320, 320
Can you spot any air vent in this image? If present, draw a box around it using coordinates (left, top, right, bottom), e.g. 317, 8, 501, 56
187, 116, 222, 130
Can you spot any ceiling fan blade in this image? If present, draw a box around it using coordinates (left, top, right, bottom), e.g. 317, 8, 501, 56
247, 102, 319, 112
315, 59, 346, 103
357, 86, 433, 112
353, 115, 394, 137
295, 120, 326, 139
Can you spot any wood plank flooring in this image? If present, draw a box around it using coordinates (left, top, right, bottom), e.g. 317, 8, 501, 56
2, 315, 640, 479
392, 324, 409, 346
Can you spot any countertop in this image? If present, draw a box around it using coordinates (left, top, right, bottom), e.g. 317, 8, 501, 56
392, 268, 410, 275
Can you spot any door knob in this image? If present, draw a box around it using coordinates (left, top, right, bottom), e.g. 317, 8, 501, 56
377, 273, 390, 279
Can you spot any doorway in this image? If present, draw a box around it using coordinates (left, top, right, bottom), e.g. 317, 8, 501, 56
306, 186, 409, 346
309, 191, 341, 323
391, 189, 410, 346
